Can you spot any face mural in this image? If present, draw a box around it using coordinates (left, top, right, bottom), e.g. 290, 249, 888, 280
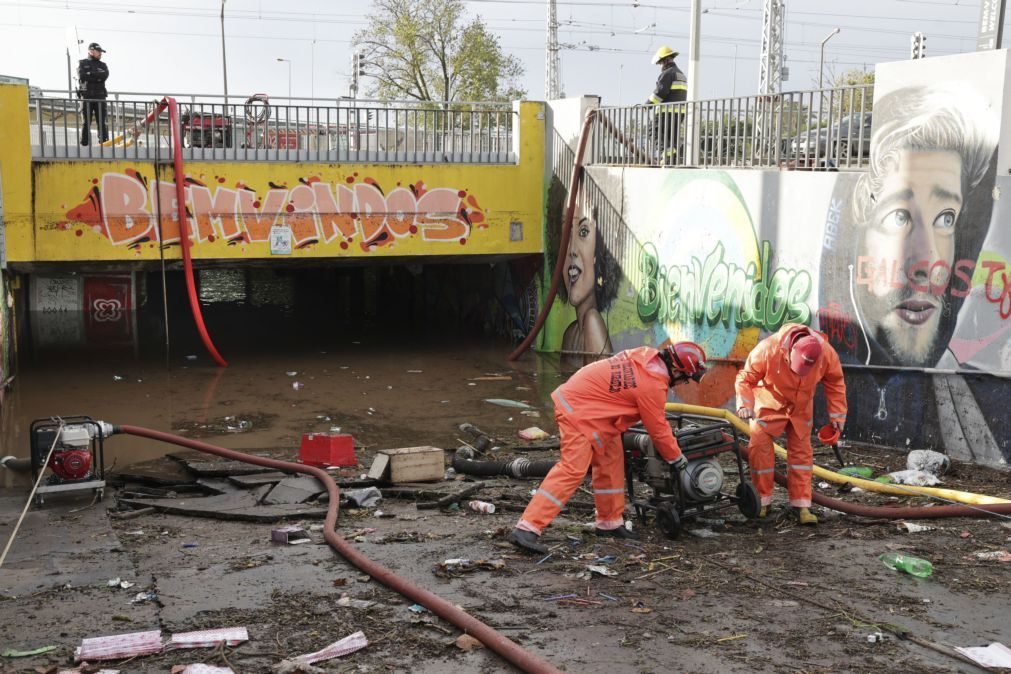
559, 205, 617, 366
565, 215, 596, 308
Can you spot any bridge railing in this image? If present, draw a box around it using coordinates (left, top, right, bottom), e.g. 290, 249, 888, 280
30, 91, 518, 164
590, 84, 874, 170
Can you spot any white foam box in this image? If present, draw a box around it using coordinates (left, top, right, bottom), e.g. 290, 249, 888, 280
368, 446, 445, 483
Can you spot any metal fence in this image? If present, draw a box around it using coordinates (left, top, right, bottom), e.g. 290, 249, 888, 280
30, 91, 517, 164
590, 84, 874, 170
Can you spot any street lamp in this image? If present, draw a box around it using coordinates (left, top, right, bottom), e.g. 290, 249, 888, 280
818, 27, 840, 91
277, 58, 292, 101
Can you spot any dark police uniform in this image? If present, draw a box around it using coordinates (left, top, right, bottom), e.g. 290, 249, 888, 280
78, 47, 110, 145
648, 61, 687, 162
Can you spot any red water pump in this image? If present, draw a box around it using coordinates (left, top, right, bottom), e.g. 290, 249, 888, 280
29, 416, 110, 505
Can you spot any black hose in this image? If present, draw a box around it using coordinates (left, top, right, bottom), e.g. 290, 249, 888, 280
452, 447, 556, 478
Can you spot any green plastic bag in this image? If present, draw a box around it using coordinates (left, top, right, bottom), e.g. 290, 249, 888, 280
838, 466, 873, 479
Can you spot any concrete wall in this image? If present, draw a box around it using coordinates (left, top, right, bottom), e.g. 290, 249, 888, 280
539, 50, 1011, 468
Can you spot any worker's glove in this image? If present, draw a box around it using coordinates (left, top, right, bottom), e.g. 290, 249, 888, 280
736, 407, 755, 420
670, 454, 689, 473
831, 420, 845, 433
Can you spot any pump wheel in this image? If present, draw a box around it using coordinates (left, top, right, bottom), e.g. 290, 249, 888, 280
656, 503, 682, 540
736, 481, 761, 519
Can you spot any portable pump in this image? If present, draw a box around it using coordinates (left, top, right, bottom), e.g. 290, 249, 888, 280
29, 416, 113, 505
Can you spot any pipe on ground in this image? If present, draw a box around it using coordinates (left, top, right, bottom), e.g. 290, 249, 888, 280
453, 447, 556, 478
115, 424, 561, 674
0, 456, 31, 472
663, 403, 1011, 518
508, 109, 596, 362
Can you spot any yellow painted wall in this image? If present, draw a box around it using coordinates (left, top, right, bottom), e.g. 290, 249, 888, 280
0, 82, 33, 262
26, 101, 545, 263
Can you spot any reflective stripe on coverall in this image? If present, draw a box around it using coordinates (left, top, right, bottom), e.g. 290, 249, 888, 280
517, 347, 683, 535
734, 324, 847, 508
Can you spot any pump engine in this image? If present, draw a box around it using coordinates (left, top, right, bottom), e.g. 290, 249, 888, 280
30, 416, 111, 505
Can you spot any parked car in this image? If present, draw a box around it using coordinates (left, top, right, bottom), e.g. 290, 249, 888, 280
790, 112, 873, 160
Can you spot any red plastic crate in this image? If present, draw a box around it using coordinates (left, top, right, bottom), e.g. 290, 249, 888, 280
299, 433, 356, 467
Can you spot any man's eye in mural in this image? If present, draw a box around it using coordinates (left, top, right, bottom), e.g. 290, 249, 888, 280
934, 210, 956, 230
882, 208, 911, 230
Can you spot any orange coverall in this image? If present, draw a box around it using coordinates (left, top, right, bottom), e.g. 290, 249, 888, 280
735, 324, 847, 508
516, 347, 684, 535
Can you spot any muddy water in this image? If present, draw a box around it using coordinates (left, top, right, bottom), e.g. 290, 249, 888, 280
1, 266, 565, 487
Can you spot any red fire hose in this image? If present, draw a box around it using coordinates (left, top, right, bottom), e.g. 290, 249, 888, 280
162, 97, 229, 368
116, 424, 561, 674
508, 109, 596, 362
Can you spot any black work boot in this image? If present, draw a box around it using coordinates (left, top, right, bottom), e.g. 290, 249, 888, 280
509, 527, 548, 555
593, 525, 640, 540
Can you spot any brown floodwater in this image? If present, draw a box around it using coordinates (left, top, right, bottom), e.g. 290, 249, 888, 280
1, 266, 565, 488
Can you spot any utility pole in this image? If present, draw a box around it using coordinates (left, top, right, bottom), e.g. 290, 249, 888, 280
220, 0, 228, 107
756, 0, 785, 163
545, 0, 562, 99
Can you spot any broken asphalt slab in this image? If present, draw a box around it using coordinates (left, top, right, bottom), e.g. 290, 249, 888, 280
120, 484, 328, 522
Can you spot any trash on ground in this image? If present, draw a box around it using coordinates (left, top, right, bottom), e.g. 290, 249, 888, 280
271, 525, 311, 545
879, 552, 934, 578
688, 528, 719, 539
954, 642, 1011, 669
344, 487, 382, 508
517, 427, 549, 441
972, 550, 1011, 563
469, 375, 512, 382
467, 500, 496, 514
897, 521, 936, 533
171, 665, 234, 674
455, 634, 485, 651
866, 631, 890, 643
483, 398, 534, 409
106, 578, 135, 589
75, 629, 164, 661
587, 565, 618, 577
369, 446, 444, 483
168, 627, 249, 650
278, 630, 368, 668
885, 469, 941, 486
336, 594, 376, 609
1, 645, 58, 657
906, 449, 951, 476
286, 371, 298, 377
838, 466, 874, 479
631, 601, 652, 614
292, 381, 305, 391
435, 558, 506, 577
130, 590, 158, 604
408, 604, 429, 613
520, 410, 541, 418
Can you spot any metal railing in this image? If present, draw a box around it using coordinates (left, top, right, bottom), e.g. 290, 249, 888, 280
590, 84, 874, 170
30, 90, 517, 164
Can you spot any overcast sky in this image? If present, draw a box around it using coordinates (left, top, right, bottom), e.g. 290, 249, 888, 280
0, 0, 1005, 105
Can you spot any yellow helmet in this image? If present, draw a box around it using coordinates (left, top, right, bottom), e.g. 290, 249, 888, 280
652, 46, 679, 64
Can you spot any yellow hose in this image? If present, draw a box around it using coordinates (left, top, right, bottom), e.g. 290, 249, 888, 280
665, 403, 1011, 506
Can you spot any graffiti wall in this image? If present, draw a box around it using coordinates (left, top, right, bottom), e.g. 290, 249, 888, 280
542, 50, 1010, 467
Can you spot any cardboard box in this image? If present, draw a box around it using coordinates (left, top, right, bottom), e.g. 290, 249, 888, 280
368, 446, 445, 483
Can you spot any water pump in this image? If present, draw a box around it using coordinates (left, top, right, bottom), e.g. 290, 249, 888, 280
29, 416, 112, 505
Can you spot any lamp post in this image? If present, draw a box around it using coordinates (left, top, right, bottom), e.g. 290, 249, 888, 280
277, 58, 292, 101
818, 27, 840, 91
220, 0, 228, 107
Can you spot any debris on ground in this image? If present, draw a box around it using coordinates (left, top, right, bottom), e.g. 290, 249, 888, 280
885, 469, 942, 486
906, 449, 951, 476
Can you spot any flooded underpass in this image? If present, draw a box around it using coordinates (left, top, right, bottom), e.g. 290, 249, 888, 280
2, 262, 552, 484
2, 266, 1010, 673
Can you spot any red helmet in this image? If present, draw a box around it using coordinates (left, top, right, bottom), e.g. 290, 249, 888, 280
661, 341, 707, 385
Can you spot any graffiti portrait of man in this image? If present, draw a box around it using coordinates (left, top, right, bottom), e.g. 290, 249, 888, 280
826, 85, 999, 368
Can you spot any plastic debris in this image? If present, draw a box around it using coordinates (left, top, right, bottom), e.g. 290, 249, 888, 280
954, 642, 1011, 668
688, 528, 719, 539
435, 558, 505, 576
467, 500, 496, 514
879, 552, 933, 578
280, 631, 368, 667
292, 381, 305, 391
2, 645, 58, 657
455, 634, 484, 651
866, 632, 890, 643
896, 521, 936, 533
344, 487, 382, 508
517, 427, 549, 441
75, 629, 163, 661
838, 466, 874, 479
973, 550, 1011, 562
171, 665, 234, 674
408, 604, 429, 613
272, 525, 311, 545
286, 371, 298, 377
168, 627, 248, 650
112, 375, 125, 382
107, 577, 135, 589
130, 590, 158, 604
520, 410, 541, 418
886, 469, 941, 486
483, 398, 534, 409
906, 449, 951, 477
186, 355, 198, 360
336, 595, 376, 609
587, 565, 618, 577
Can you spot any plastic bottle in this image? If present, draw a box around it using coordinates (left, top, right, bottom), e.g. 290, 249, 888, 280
879, 552, 933, 578
468, 500, 496, 514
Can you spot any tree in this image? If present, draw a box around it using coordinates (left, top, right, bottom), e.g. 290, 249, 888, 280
832, 68, 874, 114
351, 0, 525, 103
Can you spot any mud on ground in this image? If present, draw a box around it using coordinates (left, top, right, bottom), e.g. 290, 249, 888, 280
2, 433, 1010, 674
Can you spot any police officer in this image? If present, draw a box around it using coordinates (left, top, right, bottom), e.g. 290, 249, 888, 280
78, 42, 110, 146
647, 46, 687, 164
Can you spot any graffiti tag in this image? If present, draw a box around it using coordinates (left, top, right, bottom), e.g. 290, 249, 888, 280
636, 240, 812, 331
855, 256, 976, 298
982, 261, 1011, 319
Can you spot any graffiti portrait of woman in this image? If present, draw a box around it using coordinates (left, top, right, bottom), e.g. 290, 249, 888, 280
560, 206, 620, 367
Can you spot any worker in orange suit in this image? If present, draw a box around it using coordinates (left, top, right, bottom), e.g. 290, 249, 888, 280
510, 342, 707, 555
735, 324, 847, 525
